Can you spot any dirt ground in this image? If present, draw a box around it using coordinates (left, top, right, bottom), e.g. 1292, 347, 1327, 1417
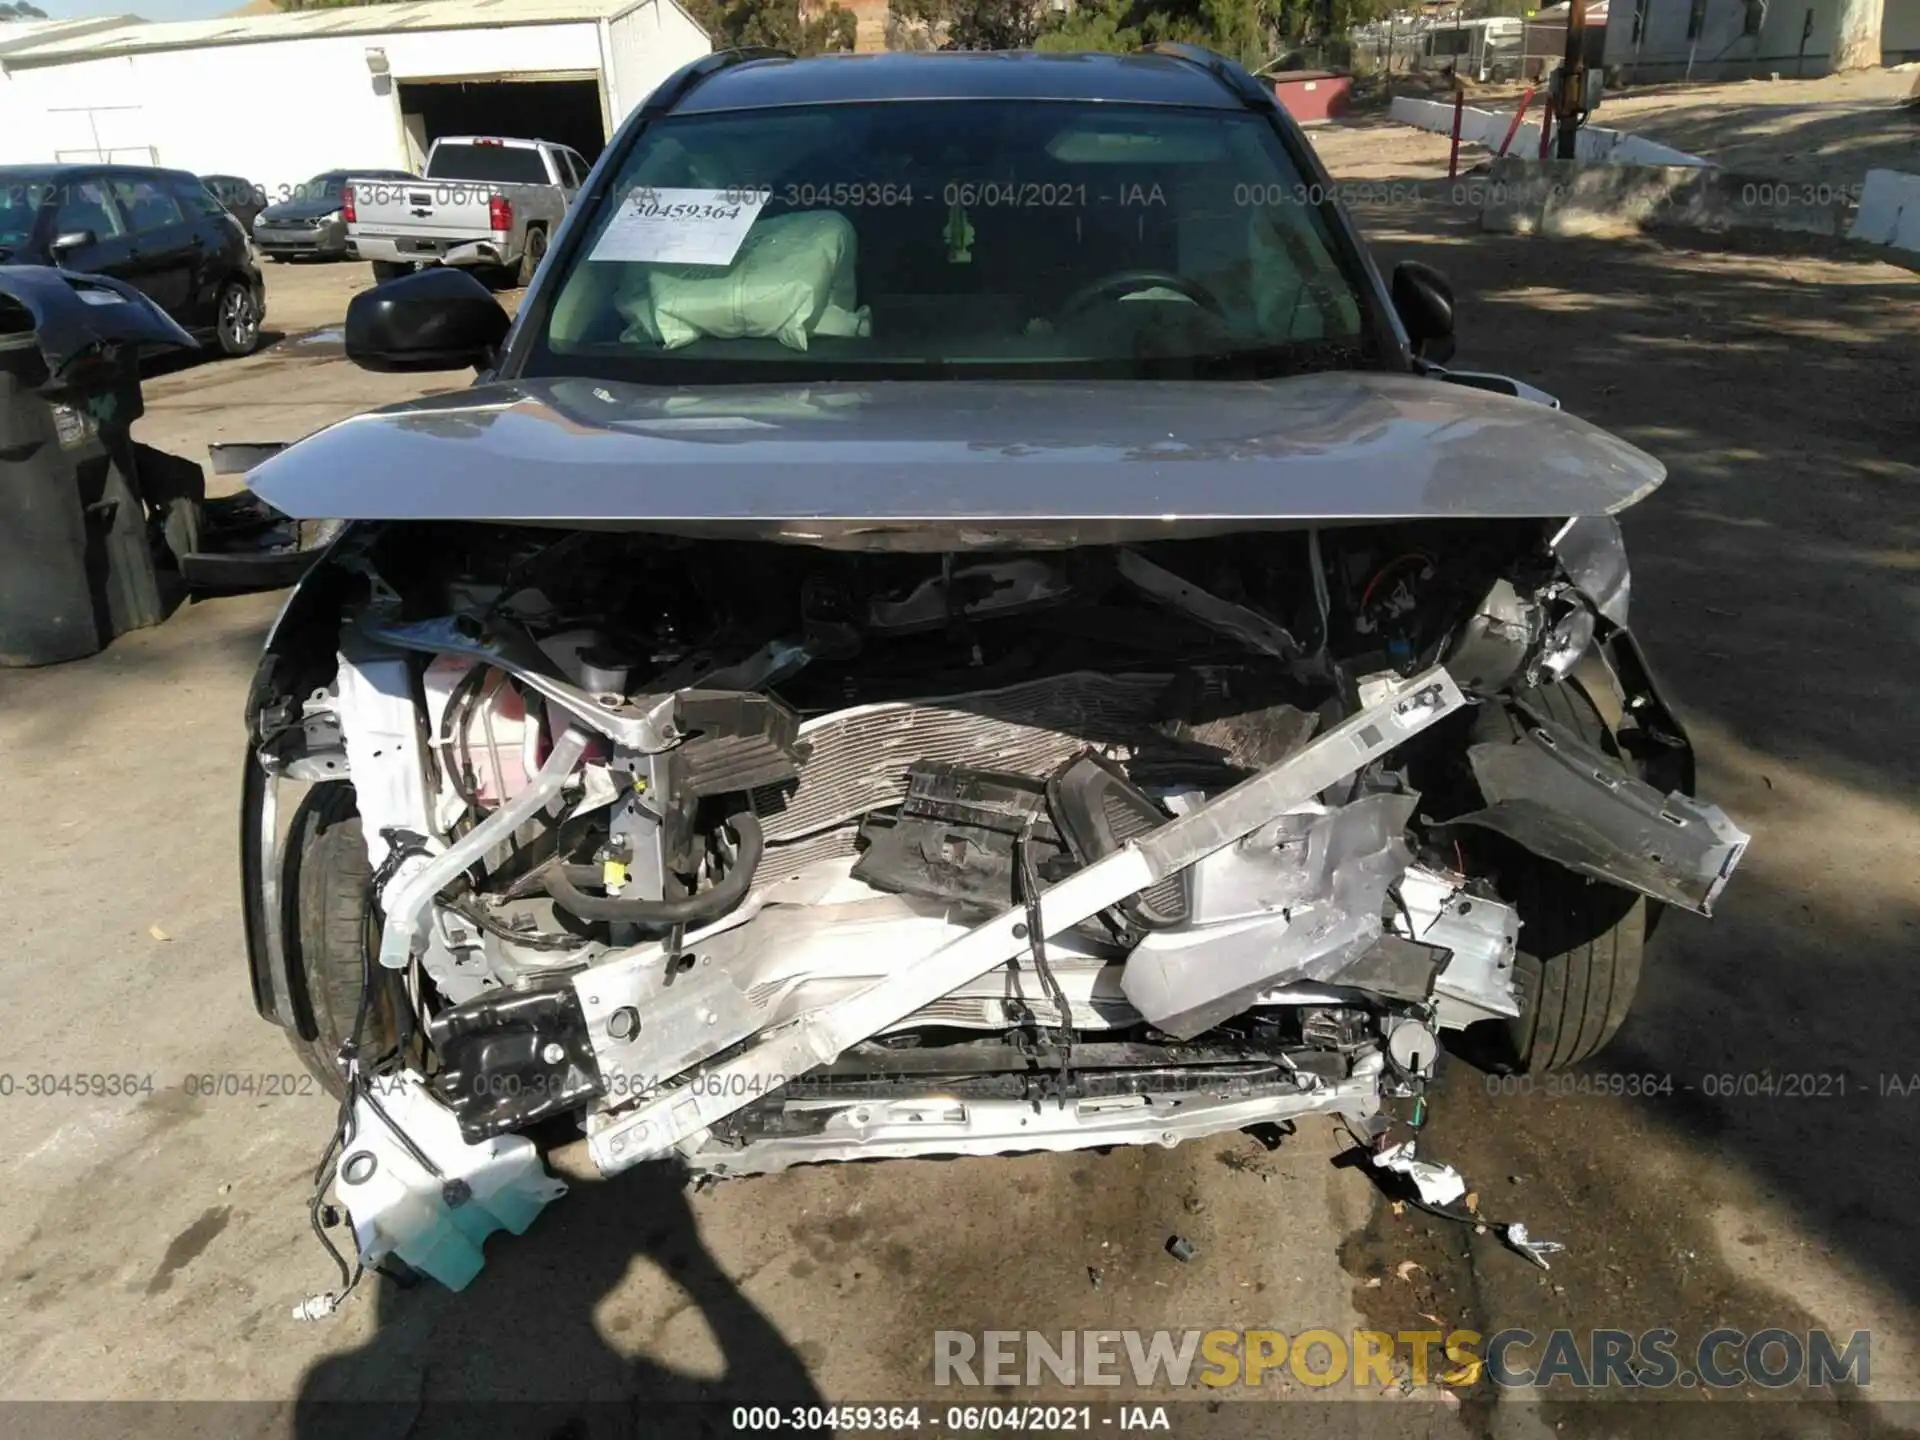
1346, 64, 1920, 188
2, 151, 1919, 1435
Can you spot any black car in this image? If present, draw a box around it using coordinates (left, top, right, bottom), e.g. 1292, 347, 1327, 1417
201, 173, 266, 232
252, 169, 414, 261
0, 164, 265, 356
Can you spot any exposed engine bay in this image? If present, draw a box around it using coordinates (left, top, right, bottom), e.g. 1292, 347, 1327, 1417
243, 516, 1747, 1292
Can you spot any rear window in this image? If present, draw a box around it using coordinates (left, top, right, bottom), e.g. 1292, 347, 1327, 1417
428, 144, 549, 185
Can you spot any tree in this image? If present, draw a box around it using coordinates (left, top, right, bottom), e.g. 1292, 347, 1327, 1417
1831, 0, 1882, 71
0, 1, 51, 17
684, 0, 859, 52
890, 0, 1044, 49
1031, 0, 1386, 67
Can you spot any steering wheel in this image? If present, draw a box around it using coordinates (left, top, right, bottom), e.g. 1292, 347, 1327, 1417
1055, 270, 1226, 325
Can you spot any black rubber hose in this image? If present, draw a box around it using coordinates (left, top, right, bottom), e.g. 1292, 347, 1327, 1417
541, 811, 764, 925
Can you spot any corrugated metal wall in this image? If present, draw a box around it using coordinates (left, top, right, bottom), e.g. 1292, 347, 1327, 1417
0, 18, 701, 193
1610, 0, 1915, 78
604, 0, 712, 128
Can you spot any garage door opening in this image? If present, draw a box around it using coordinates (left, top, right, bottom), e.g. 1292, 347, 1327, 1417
398, 77, 606, 172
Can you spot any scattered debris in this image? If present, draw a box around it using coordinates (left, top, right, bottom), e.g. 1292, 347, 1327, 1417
1463, 1191, 1480, 1214
1394, 1259, 1424, 1281
1087, 1266, 1104, 1291
1184, 1195, 1206, 1215
290, 1293, 340, 1322
1372, 1140, 1468, 1207
1166, 1235, 1198, 1263
148, 924, 171, 942
1364, 1276, 1384, 1288
1502, 1222, 1567, 1271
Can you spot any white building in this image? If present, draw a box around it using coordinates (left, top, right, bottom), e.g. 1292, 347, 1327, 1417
0, 0, 710, 195
1602, 0, 1918, 80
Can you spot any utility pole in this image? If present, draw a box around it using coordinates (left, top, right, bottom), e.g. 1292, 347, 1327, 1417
1554, 0, 1587, 160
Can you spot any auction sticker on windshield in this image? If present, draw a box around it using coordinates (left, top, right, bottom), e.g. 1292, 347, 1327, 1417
589, 186, 768, 266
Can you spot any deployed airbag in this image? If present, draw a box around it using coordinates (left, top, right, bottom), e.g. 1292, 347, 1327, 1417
616, 211, 873, 352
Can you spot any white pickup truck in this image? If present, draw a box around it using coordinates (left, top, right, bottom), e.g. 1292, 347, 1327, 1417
345, 135, 591, 287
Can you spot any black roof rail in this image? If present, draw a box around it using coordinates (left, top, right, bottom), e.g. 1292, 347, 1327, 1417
640, 46, 793, 117
1136, 42, 1277, 112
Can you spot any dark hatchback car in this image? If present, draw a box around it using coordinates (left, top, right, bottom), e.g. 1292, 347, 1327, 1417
202, 174, 266, 232
253, 169, 414, 261
0, 163, 266, 356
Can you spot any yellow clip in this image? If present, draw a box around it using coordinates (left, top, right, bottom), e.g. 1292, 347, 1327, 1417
602, 860, 629, 890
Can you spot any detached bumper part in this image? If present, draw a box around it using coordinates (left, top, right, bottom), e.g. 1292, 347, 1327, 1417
1454, 713, 1749, 915
335, 1073, 567, 1292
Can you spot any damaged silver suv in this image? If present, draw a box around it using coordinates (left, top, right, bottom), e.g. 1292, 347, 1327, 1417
237, 46, 1747, 1291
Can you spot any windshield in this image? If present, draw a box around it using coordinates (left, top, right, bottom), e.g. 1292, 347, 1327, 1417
429, 144, 549, 185
525, 101, 1378, 382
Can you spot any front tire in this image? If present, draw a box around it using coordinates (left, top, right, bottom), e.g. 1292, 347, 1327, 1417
370, 260, 414, 283
214, 278, 260, 356
282, 784, 396, 1098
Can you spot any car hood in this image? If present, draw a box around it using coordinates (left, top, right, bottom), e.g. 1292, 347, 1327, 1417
248, 370, 1665, 551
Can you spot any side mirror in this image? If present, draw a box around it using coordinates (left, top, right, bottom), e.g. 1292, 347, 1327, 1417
1390, 260, 1456, 366
51, 229, 96, 255
345, 266, 511, 373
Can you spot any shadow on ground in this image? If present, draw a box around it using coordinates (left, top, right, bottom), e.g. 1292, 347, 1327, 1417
295, 1160, 825, 1440
1344, 202, 1920, 1428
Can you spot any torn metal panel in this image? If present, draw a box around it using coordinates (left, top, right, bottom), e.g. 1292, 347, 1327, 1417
584, 667, 1469, 1174
575, 946, 763, 1096
1394, 865, 1522, 1027
1454, 716, 1748, 914
1121, 791, 1419, 1040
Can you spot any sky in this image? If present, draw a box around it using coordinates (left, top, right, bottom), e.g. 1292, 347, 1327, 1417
27, 0, 247, 20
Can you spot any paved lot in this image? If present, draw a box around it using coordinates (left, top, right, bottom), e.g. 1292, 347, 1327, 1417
1, 158, 1918, 1436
